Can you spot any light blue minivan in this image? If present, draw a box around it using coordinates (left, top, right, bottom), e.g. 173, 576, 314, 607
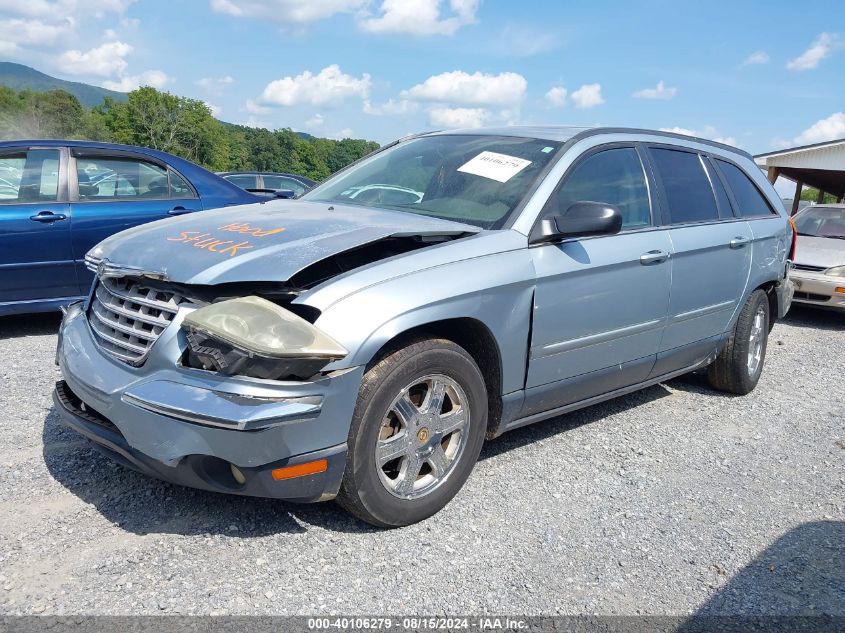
54, 127, 795, 527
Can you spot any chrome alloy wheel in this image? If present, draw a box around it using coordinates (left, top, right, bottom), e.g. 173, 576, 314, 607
747, 305, 766, 377
375, 374, 470, 500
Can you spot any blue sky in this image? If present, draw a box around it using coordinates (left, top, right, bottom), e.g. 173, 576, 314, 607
1, 0, 844, 160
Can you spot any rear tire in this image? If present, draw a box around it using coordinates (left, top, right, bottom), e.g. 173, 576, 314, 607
708, 289, 770, 395
336, 338, 487, 528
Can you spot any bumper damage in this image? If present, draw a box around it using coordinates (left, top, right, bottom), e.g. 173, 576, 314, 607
54, 305, 363, 502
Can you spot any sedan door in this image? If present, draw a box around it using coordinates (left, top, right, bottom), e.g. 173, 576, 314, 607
0, 146, 78, 308
523, 145, 672, 418
69, 150, 203, 292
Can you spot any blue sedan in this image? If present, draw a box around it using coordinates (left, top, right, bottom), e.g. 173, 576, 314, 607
0, 140, 262, 316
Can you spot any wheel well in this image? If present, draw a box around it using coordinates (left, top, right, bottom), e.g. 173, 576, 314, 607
367, 318, 503, 438
756, 280, 779, 331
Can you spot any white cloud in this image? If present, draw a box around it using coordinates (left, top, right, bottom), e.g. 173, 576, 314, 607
304, 113, 325, 129
428, 106, 489, 129
210, 0, 366, 23
544, 85, 567, 107
742, 51, 769, 66
304, 113, 354, 139
261, 64, 371, 106
205, 102, 222, 117
793, 112, 845, 145
363, 98, 416, 115
244, 99, 272, 115
787, 32, 839, 71
102, 69, 170, 91
58, 40, 132, 77
659, 126, 737, 147
0, 18, 72, 52
196, 75, 234, 95
571, 83, 604, 109
401, 70, 527, 106
360, 0, 478, 36
0, 0, 134, 20
500, 25, 559, 57
632, 80, 677, 100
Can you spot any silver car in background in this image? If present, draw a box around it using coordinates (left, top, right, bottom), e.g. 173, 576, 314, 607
54, 126, 794, 527
791, 204, 845, 311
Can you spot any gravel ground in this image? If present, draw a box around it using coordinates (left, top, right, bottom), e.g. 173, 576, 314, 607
0, 306, 842, 617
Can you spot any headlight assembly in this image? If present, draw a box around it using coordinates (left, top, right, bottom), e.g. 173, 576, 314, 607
825, 265, 845, 278
182, 296, 347, 380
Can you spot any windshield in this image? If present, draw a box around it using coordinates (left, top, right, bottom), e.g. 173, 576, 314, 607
794, 206, 845, 239
302, 135, 562, 228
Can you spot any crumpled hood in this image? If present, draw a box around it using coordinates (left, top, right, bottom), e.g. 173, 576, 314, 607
87, 200, 478, 285
794, 235, 845, 269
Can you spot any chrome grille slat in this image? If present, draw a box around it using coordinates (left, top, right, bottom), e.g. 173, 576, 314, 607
89, 302, 160, 341
88, 276, 185, 365
89, 318, 150, 355
99, 277, 181, 314
94, 285, 174, 329
792, 263, 826, 272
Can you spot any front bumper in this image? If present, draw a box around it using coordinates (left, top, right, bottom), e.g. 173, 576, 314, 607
790, 270, 845, 311
54, 305, 364, 501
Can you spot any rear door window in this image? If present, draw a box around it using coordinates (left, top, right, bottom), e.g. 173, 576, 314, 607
715, 159, 776, 218
650, 148, 719, 224
75, 155, 187, 200
703, 159, 735, 219
0, 150, 60, 203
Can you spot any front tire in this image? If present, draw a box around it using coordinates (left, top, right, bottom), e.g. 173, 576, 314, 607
708, 289, 770, 395
337, 338, 488, 527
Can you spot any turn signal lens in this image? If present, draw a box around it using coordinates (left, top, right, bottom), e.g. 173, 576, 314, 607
835, 287, 845, 294
271, 459, 328, 481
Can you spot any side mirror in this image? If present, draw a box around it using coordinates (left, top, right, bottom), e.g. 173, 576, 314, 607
273, 189, 297, 199
534, 201, 623, 244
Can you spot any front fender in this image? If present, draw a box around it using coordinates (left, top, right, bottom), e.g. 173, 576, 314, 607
314, 249, 536, 395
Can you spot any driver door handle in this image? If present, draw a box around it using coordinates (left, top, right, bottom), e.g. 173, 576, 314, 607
730, 236, 751, 249
167, 206, 197, 216
640, 250, 670, 265
29, 211, 67, 223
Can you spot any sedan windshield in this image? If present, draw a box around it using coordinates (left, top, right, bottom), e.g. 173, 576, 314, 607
303, 135, 562, 229
794, 206, 845, 239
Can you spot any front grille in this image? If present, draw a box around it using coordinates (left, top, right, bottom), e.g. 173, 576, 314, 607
793, 263, 826, 272
88, 277, 184, 365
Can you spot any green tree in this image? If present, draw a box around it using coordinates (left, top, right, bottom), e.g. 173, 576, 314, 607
800, 186, 838, 204
0, 84, 381, 177
0, 89, 85, 139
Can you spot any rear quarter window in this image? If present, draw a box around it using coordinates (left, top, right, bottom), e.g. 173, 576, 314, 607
715, 159, 777, 218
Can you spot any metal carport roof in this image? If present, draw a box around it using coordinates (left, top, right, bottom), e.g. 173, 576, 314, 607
754, 138, 845, 214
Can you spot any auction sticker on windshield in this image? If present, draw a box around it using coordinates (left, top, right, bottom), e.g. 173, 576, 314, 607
457, 151, 532, 183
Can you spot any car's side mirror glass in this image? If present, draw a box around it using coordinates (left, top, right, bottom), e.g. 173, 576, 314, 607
533, 201, 623, 244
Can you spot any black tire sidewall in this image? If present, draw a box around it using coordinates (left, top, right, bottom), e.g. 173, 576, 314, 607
343, 341, 488, 527
732, 290, 770, 391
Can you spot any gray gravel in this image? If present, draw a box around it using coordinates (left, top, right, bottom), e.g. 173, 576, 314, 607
0, 307, 842, 616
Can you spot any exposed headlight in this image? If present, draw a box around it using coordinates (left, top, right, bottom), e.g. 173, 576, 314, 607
182, 296, 347, 380
825, 265, 845, 278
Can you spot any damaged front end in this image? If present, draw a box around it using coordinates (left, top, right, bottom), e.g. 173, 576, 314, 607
83, 228, 471, 381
